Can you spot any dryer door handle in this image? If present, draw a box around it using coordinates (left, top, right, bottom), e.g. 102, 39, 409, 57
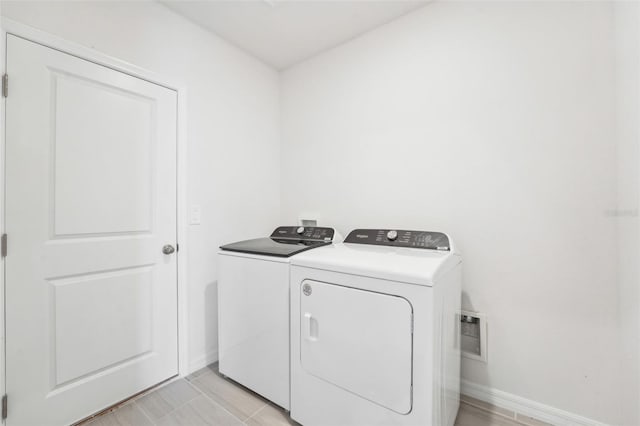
304, 312, 319, 342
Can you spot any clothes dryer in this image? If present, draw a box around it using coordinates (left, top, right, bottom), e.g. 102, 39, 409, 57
290, 229, 461, 426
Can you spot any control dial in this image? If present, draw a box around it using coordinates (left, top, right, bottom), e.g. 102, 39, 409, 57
387, 230, 398, 241
296, 226, 305, 235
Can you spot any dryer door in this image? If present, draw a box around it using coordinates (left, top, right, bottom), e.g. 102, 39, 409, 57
300, 280, 413, 414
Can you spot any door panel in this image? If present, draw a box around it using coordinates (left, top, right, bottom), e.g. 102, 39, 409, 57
51, 266, 153, 386
53, 71, 154, 236
5, 35, 178, 425
300, 280, 413, 414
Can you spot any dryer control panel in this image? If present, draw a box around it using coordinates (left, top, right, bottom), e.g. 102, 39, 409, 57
270, 226, 335, 242
344, 229, 450, 251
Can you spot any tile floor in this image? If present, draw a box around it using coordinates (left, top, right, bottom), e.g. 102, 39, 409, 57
81, 364, 549, 426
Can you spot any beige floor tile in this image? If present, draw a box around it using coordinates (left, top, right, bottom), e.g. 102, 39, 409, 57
190, 371, 267, 421
109, 402, 154, 426
455, 403, 522, 426
155, 395, 243, 426
246, 403, 299, 426
135, 392, 173, 421
136, 379, 201, 421
82, 413, 120, 426
185, 364, 217, 382
80, 363, 553, 426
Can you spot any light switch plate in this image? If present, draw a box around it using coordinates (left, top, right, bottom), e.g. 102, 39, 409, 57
190, 204, 201, 225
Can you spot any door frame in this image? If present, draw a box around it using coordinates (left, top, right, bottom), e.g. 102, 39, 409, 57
0, 17, 191, 409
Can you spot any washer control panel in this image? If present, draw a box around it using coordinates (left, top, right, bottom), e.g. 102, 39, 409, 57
271, 226, 335, 241
345, 229, 450, 251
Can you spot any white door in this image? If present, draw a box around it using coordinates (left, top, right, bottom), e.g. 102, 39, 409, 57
5, 35, 178, 426
300, 280, 413, 414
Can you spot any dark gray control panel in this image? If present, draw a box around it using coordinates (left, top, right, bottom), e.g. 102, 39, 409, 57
344, 229, 450, 251
270, 226, 335, 241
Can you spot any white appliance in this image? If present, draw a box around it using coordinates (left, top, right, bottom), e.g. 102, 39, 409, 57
218, 226, 340, 409
290, 228, 462, 426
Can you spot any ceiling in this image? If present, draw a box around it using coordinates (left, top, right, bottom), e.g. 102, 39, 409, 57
159, 0, 429, 69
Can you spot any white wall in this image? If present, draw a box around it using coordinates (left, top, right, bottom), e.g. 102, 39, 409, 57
281, 2, 624, 424
614, 2, 640, 425
1, 1, 636, 424
0, 0, 281, 372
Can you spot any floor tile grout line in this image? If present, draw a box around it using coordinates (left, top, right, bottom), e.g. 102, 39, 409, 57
246, 400, 270, 421
244, 403, 269, 423
192, 366, 277, 422
80, 379, 183, 425
133, 400, 157, 426
140, 396, 194, 425
204, 368, 270, 419
186, 375, 249, 424
133, 376, 185, 402
137, 379, 204, 424
183, 376, 205, 391
147, 400, 197, 425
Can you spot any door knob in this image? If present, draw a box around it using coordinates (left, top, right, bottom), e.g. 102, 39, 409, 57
162, 245, 176, 255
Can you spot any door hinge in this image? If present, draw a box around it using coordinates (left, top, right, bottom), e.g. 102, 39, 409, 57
2, 74, 7, 98
1, 234, 7, 258
2, 394, 7, 420
410, 314, 414, 334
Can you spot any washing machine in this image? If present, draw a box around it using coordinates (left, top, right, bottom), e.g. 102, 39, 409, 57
290, 228, 461, 426
218, 226, 340, 410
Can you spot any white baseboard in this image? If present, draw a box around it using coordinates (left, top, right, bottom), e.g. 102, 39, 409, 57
187, 349, 218, 375
461, 380, 609, 426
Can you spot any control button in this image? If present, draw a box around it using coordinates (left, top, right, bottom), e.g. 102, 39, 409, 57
387, 230, 398, 241
296, 226, 305, 234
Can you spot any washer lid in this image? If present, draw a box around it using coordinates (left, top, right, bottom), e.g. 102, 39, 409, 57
220, 237, 330, 258
290, 243, 460, 286
220, 226, 337, 258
